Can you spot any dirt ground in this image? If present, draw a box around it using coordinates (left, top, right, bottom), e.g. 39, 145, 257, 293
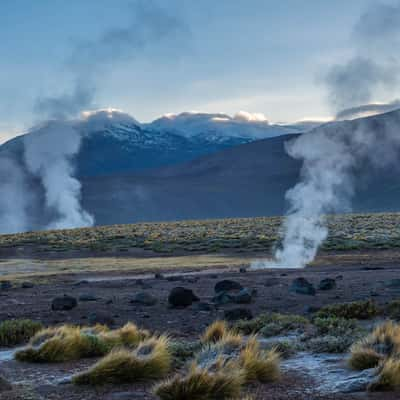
1, 248, 400, 399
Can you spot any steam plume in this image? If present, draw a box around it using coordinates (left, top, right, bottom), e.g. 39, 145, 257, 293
325, 2, 400, 111
254, 2, 400, 269
0, 1, 187, 233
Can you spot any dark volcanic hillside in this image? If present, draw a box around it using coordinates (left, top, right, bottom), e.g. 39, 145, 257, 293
81, 109, 400, 225
2, 109, 400, 228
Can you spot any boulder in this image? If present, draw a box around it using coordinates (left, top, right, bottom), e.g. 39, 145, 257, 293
130, 292, 158, 306
51, 295, 78, 311
168, 287, 199, 308
212, 291, 234, 305
214, 280, 243, 293
233, 288, 253, 304
290, 277, 316, 296
318, 278, 336, 291
224, 308, 253, 321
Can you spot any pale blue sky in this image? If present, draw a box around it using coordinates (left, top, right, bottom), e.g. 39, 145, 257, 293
0, 0, 388, 140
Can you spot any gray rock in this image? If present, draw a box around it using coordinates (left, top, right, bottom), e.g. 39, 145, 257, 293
264, 278, 280, 287
193, 302, 213, 311
385, 279, 400, 288
21, 282, 34, 289
318, 278, 336, 291
130, 292, 158, 306
233, 288, 253, 304
290, 277, 316, 296
51, 295, 77, 311
212, 291, 234, 305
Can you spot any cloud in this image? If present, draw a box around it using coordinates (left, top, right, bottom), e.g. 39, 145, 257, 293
335, 99, 400, 120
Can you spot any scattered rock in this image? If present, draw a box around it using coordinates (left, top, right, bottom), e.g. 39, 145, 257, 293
168, 287, 199, 308
88, 312, 115, 326
0, 375, 12, 392
79, 294, 98, 302
214, 280, 243, 293
0, 281, 12, 290
130, 292, 158, 306
318, 278, 336, 291
51, 295, 78, 311
212, 291, 234, 305
21, 282, 34, 289
290, 277, 316, 296
224, 308, 253, 321
233, 288, 253, 304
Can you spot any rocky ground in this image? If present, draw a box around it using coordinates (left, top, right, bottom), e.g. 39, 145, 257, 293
1, 249, 400, 399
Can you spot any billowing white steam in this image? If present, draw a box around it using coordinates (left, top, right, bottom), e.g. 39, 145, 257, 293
0, 1, 186, 234
0, 158, 30, 233
253, 112, 400, 269
23, 121, 93, 229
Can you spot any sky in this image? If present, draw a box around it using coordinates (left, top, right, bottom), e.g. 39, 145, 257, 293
0, 0, 396, 142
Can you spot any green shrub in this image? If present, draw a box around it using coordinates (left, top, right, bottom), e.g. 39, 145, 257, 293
0, 319, 43, 347
315, 300, 378, 320
235, 313, 309, 337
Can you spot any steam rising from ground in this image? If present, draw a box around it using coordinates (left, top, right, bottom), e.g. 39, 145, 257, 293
253, 2, 400, 269
0, 1, 187, 233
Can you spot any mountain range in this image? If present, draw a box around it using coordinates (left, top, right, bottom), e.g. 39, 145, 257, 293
1, 108, 400, 228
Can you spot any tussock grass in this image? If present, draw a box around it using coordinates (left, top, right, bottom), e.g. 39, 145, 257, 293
239, 336, 280, 383
368, 357, 400, 391
0, 319, 43, 347
73, 335, 171, 385
349, 321, 400, 370
15, 322, 149, 363
154, 362, 243, 400
201, 320, 229, 344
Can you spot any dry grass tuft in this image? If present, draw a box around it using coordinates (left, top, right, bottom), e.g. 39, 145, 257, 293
239, 336, 280, 383
368, 357, 400, 391
15, 322, 149, 363
73, 335, 171, 385
349, 321, 400, 370
201, 321, 229, 344
154, 362, 243, 400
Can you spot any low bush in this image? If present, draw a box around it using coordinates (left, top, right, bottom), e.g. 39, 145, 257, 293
0, 319, 43, 347
315, 300, 378, 320
235, 313, 309, 337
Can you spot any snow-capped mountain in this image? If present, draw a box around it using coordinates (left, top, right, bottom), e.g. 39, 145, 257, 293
1, 109, 302, 177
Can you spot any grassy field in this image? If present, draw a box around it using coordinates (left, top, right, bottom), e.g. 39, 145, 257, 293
1, 213, 400, 256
